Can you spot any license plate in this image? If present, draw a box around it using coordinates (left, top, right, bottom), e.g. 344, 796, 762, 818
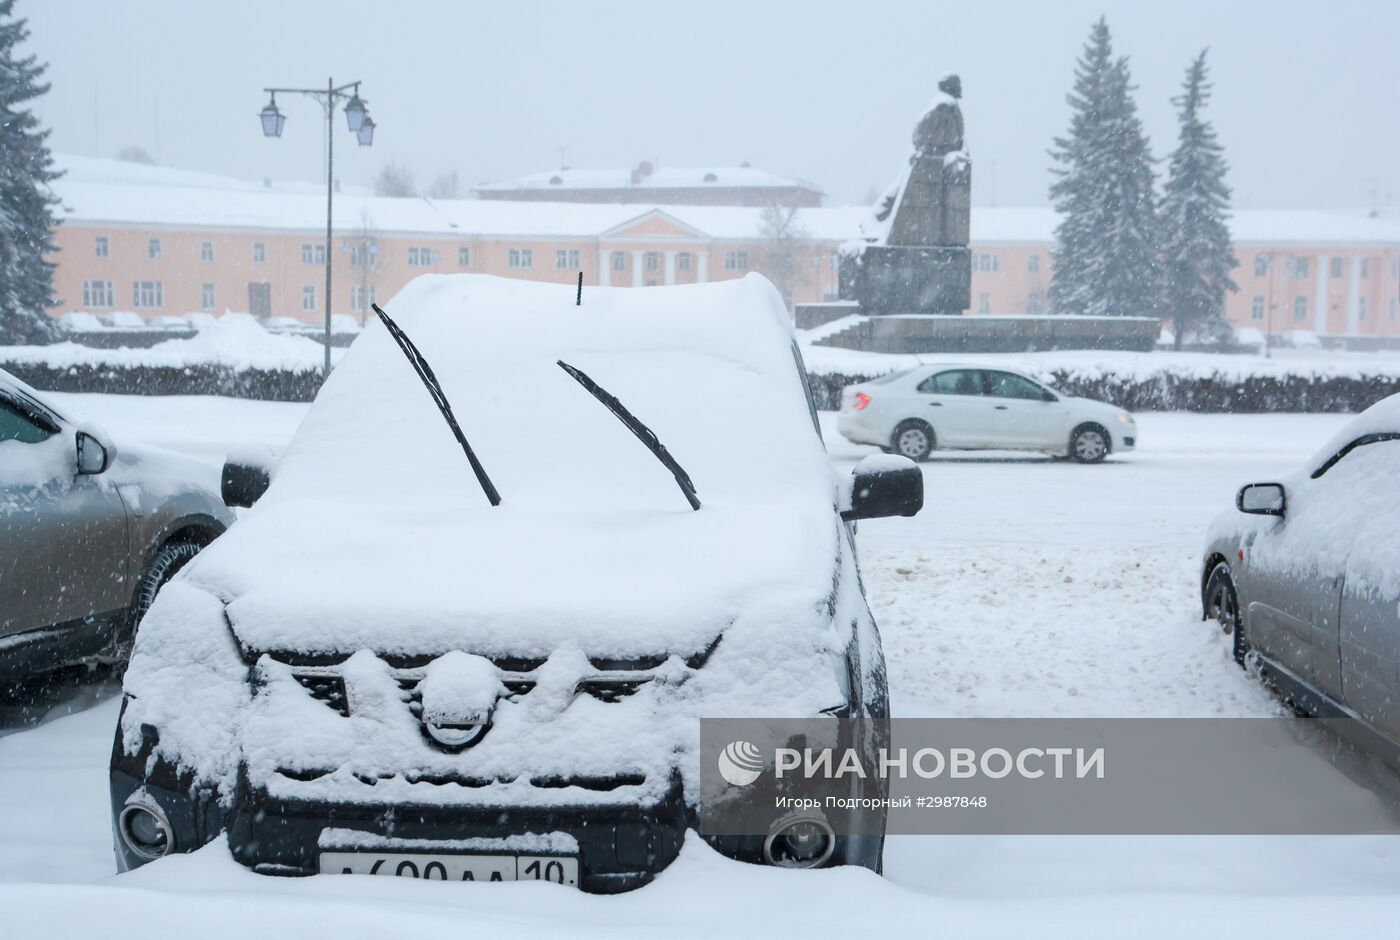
319, 852, 579, 886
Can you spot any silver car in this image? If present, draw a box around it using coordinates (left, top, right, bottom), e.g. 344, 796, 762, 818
0, 369, 234, 688
1203, 394, 1400, 753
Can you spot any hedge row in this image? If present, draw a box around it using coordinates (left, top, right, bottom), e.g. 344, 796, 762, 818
0, 362, 323, 402
8, 359, 1399, 414
806, 369, 1400, 414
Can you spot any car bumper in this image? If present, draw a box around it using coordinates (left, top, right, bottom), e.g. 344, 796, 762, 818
112, 760, 691, 894
837, 412, 886, 447
226, 775, 690, 893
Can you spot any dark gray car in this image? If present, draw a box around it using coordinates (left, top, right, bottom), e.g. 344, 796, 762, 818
0, 369, 233, 688
1202, 394, 1400, 755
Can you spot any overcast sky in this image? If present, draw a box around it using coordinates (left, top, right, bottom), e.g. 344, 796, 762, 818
23, 0, 1400, 210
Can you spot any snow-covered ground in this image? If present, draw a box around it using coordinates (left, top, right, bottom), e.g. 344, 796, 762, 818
4, 394, 1400, 935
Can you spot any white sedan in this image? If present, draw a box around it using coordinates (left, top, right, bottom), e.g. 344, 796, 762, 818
836, 364, 1136, 463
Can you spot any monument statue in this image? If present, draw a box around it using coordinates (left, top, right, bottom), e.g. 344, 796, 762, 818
839, 73, 973, 316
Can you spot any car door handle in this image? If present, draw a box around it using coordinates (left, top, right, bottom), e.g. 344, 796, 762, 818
928, 402, 942, 407
994, 405, 1008, 410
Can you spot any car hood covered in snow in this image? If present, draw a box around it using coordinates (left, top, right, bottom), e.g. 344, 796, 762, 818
183, 273, 839, 661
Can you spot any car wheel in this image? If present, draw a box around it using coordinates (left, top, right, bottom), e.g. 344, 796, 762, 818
891, 421, 934, 462
1069, 424, 1109, 464
1204, 562, 1248, 666
114, 541, 204, 661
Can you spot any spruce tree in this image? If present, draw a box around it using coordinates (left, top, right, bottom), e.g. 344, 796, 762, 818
1048, 18, 1163, 319
1160, 50, 1237, 347
0, 0, 61, 345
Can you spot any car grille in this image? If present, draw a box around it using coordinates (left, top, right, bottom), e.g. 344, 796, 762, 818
284, 642, 718, 718
292, 674, 349, 716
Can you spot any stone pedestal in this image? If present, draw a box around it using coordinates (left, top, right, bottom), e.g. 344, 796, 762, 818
839, 245, 971, 317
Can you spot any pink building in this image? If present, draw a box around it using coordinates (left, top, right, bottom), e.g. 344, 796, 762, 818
46, 156, 1400, 339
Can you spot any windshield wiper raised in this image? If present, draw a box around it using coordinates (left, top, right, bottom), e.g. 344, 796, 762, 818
556, 360, 700, 511
371, 303, 501, 507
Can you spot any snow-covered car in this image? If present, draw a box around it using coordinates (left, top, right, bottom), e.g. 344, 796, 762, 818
110, 273, 923, 892
837, 364, 1136, 463
0, 369, 232, 689
1202, 393, 1400, 752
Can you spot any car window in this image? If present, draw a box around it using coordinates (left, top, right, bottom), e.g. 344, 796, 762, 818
0, 397, 53, 444
985, 371, 1047, 401
918, 369, 985, 396
1310, 433, 1400, 479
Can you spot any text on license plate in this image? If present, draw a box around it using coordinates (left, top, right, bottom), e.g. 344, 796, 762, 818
319, 852, 579, 886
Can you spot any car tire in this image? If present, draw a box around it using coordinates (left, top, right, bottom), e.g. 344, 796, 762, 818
891, 421, 934, 462
113, 540, 204, 661
1069, 424, 1109, 464
1204, 562, 1248, 666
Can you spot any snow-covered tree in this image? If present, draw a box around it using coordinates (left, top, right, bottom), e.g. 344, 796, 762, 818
427, 169, 461, 200
1160, 50, 1237, 347
374, 162, 416, 197
0, 0, 61, 345
1048, 18, 1162, 319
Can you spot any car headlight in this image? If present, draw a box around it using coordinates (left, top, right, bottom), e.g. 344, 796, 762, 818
1115, 411, 1133, 424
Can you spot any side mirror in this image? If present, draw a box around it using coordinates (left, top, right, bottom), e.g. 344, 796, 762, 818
75, 430, 112, 475
1041, 390, 1057, 402
221, 447, 274, 508
1237, 482, 1285, 516
841, 454, 924, 521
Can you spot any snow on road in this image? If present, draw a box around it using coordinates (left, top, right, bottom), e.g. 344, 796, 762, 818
4, 394, 1400, 935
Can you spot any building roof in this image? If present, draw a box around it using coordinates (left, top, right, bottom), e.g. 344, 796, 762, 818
474, 164, 822, 194
49, 154, 1400, 247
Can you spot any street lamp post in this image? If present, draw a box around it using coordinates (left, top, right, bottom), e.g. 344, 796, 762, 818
257, 78, 375, 377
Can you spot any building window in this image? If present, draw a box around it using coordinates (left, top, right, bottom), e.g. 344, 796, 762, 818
556, 248, 580, 269
148, 238, 162, 260
301, 243, 326, 265
201, 283, 216, 310
977, 293, 990, 314
724, 250, 748, 271
302, 285, 317, 312
508, 248, 533, 269
1293, 296, 1307, 322
1027, 291, 1043, 315
350, 242, 378, 268
82, 279, 114, 308
644, 252, 660, 271
1361, 258, 1371, 278
974, 253, 999, 273
252, 242, 266, 264
1359, 297, 1368, 322
351, 284, 378, 313
95, 236, 109, 258
1293, 257, 1309, 279
1253, 255, 1269, 276
1330, 257, 1343, 278
1251, 296, 1265, 320
612, 252, 626, 271
1027, 254, 1041, 273
200, 240, 214, 263
132, 280, 163, 309
458, 247, 470, 268
408, 246, 435, 267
